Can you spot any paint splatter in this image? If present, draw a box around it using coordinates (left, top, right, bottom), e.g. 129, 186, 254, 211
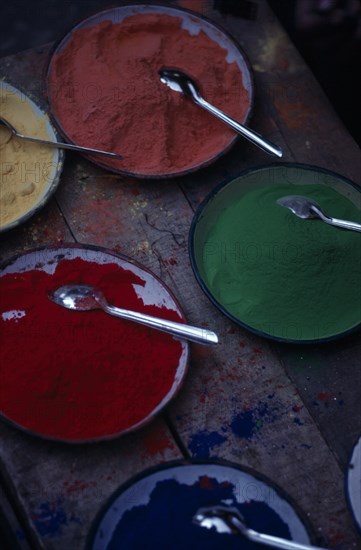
318, 392, 335, 401
142, 430, 175, 457
230, 409, 256, 440
230, 401, 280, 440
63, 479, 96, 495
31, 499, 80, 537
188, 430, 227, 458
293, 418, 304, 426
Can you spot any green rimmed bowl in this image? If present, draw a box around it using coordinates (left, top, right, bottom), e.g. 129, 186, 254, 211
189, 163, 361, 343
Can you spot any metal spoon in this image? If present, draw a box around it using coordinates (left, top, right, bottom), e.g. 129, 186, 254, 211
277, 195, 361, 232
49, 284, 218, 345
193, 506, 328, 550
159, 67, 283, 158
0, 116, 122, 159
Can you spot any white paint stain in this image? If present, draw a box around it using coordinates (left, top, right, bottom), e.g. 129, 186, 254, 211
2, 309, 26, 322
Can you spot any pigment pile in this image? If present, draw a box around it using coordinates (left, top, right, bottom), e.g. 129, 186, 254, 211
47, 10, 251, 176
0, 248, 187, 441
0, 83, 61, 230
194, 182, 361, 341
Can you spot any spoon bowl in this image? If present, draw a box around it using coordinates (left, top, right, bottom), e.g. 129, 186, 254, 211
193, 505, 328, 550
50, 284, 218, 345
159, 67, 283, 158
0, 116, 122, 159
277, 195, 361, 232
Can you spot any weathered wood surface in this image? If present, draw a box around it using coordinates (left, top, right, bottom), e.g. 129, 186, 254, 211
0, 1, 360, 549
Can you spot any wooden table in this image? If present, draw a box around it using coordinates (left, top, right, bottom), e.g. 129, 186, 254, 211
0, 1, 360, 548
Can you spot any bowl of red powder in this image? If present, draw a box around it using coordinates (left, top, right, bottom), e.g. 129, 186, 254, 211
0, 245, 189, 442
46, 4, 253, 178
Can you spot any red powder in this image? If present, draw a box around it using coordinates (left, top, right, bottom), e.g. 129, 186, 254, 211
47, 13, 250, 176
318, 392, 335, 401
142, 425, 175, 457
0, 256, 184, 441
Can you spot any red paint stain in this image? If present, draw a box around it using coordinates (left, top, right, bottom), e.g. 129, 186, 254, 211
239, 341, 246, 348
162, 258, 178, 267
199, 476, 214, 489
252, 347, 263, 354
328, 529, 346, 544
292, 405, 303, 413
275, 97, 314, 130
63, 479, 96, 495
142, 426, 175, 457
318, 392, 335, 401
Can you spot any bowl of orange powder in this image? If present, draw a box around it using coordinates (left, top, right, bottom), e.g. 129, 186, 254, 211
46, 4, 253, 178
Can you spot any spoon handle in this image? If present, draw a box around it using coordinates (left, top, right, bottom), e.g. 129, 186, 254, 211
246, 528, 328, 550
15, 132, 122, 159
103, 304, 218, 345
195, 96, 283, 158
327, 217, 361, 232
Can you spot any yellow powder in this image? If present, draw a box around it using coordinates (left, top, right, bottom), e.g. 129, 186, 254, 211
0, 84, 59, 230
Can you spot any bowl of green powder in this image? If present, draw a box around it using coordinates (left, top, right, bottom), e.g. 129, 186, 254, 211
190, 163, 361, 343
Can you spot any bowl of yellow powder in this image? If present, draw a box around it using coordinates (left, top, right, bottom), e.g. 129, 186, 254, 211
0, 81, 64, 232
190, 163, 361, 343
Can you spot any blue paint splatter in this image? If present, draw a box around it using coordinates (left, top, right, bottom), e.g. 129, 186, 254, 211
188, 430, 227, 458
31, 499, 80, 538
230, 409, 256, 439
293, 418, 304, 426
230, 401, 278, 440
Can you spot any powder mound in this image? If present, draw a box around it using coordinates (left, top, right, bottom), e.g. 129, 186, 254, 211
104, 477, 291, 549
0, 256, 184, 440
0, 85, 58, 229
47, 12, 250, 176
199, 183, 361, 341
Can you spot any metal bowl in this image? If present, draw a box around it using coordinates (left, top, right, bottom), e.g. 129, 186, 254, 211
0, 244, 189, 442
189, 163, 361, 343
0, 81, 64, 233
46, 3, 254, 179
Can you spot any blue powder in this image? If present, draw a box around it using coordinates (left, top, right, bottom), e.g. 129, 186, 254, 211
230, 401, 280, 439
293, 418, 304, 426
107, 477, 291, 549
189, 430, 227, 457
230, 409, 256, 439
31, 500, 80, 538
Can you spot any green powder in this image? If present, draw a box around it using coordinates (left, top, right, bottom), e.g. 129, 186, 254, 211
199, 183, 361, 341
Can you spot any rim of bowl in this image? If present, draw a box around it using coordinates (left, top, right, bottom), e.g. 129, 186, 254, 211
344, 433, 361, 534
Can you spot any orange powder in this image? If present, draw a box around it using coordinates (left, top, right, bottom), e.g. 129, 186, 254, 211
47, 13, 250, 176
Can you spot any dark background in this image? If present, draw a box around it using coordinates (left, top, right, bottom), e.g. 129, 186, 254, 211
1, 0, 360, 145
